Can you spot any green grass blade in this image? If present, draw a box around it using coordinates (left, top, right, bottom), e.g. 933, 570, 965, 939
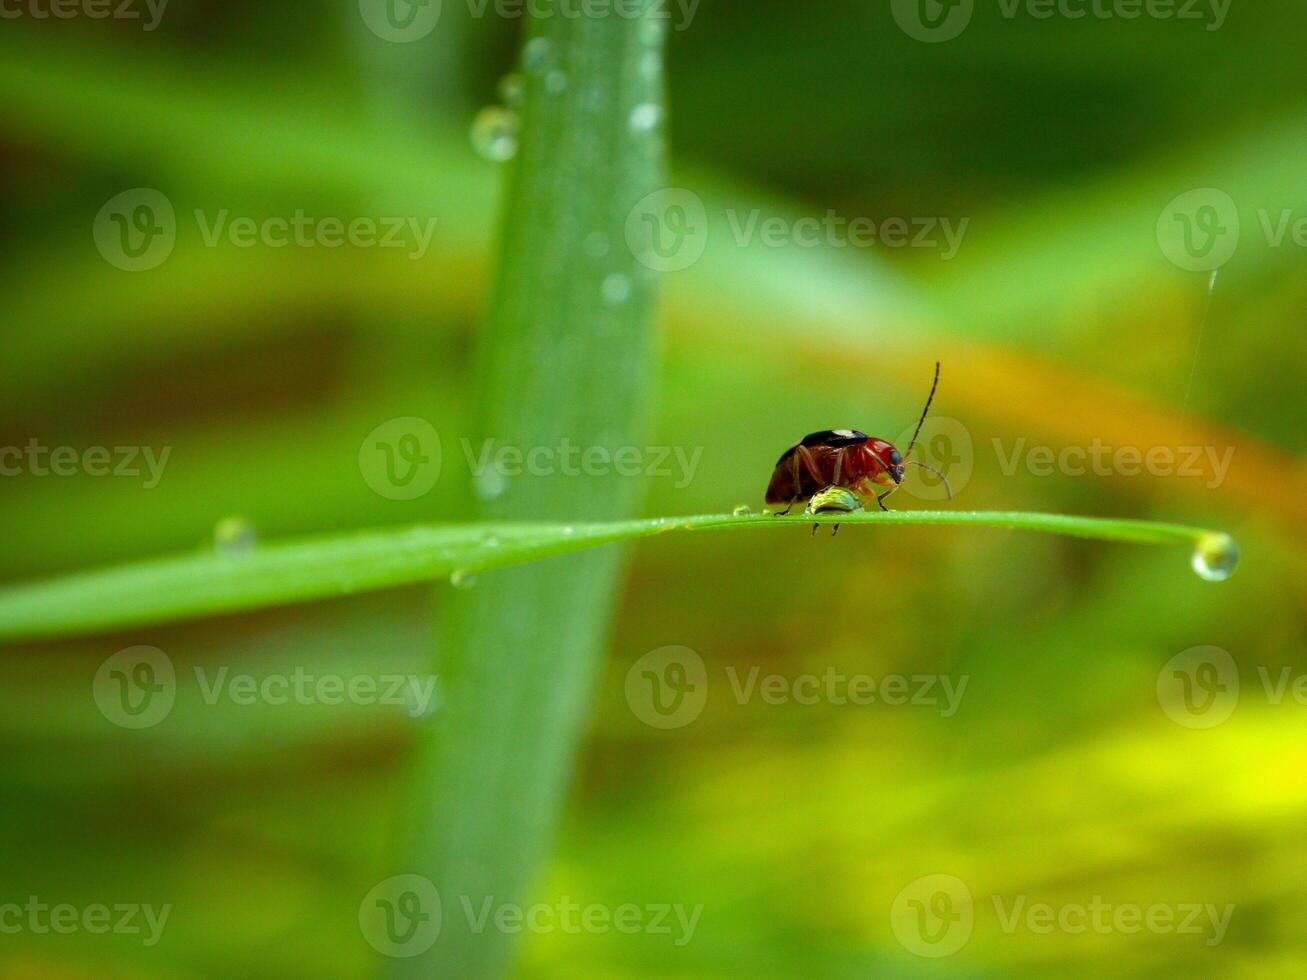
387, 5, 667, 978
0, 512, 1237, 644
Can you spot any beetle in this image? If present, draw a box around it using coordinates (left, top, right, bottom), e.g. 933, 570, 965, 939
765, 362, 952, 525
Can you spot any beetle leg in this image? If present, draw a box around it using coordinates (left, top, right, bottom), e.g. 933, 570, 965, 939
773, 453, 802, 517
795, 445, 827, 487
832, 524, 840, 536
831, 447, 845, 486
876, 490, 895, 512
811, 523, 819, 536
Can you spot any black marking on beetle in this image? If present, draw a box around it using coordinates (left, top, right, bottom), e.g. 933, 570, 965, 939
775, 429, 869, 466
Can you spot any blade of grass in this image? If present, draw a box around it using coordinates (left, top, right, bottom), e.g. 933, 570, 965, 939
0, 512, 1237, 645
387, 5, 667, 977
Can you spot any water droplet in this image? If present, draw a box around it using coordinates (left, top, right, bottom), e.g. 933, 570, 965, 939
584, 231, 610, 259
545, 69, 568, 94
629, 102, 662, 133
732, 504, 753, 516
639, 51, 661, 82
1191, 532, 1239, 582
601, 273, 631, 305
450, 569, 478, 589
481, 534, 500, 549
213, 516, 257, 555
471, 106, 519, 162
474, 468, 508, 502
497, 73, 524, 109
522, 37, 553, 75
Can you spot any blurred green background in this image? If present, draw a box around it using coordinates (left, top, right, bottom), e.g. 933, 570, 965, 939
2, 1, 1306, 976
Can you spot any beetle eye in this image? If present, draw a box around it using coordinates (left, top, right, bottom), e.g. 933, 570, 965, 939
889, 450, 902, 465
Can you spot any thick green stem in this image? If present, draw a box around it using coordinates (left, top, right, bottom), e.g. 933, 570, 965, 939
387, 6, 665, 977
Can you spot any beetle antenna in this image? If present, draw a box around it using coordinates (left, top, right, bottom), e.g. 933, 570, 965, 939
906, 459, 952, 499
904, 361, 941, 461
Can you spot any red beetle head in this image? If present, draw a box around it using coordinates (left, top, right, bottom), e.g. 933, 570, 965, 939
857, 438, 904, 491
